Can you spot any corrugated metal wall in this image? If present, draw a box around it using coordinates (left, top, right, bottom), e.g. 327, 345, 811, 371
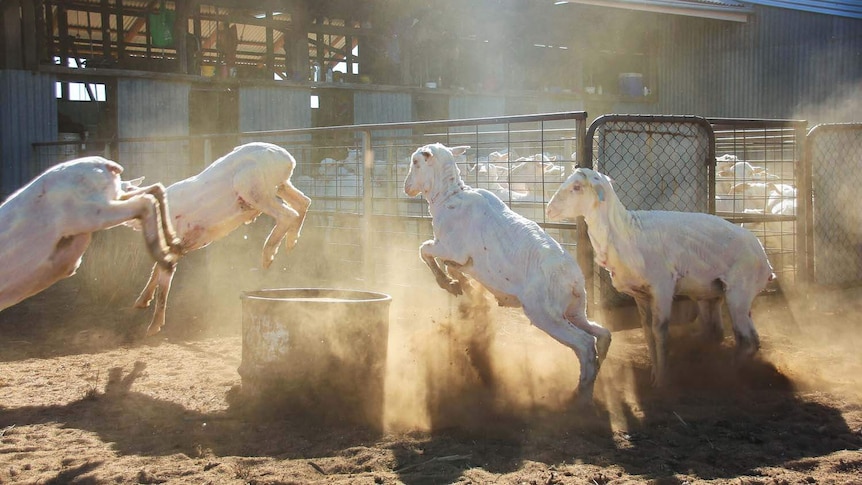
449, 95, 506, 119
116, 78, 190, 183
656, 7, 862, 119
353, 91, 412, 124
0, 70, 57, 198
239, 86, 311, 132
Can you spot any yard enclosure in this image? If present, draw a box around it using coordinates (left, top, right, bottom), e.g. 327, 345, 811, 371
18, 112, 862, 337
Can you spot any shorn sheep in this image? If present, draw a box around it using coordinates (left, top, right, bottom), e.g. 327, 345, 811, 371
0, 157, 178, 312
546, 168, 774, 387
133, 142, 311, 336
404, 143, 611, 404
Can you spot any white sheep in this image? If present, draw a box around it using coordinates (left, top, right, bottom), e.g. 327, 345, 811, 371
470, 152, 510, 190
715, 156, 778, 194
546, 168, 774, 387
508, 154, 567, 202
0, 157, 178, 312
716, 181, 797, 214
133, 142, 311, 336
404, 143, 611, 404
737, 182, 798, 272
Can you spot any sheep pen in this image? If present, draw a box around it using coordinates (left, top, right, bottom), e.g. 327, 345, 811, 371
0, 154, 860, 483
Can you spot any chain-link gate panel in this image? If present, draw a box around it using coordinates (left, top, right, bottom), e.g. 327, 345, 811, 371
807, 123, 862, 286
585, 115, 715, 309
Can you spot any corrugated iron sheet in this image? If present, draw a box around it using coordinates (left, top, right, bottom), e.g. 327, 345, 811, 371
116, 78, 190, 183
239, 86, 312, 132
116, 78, 190, 137
654, 6, 862, 118
0, 70, 57, 198
353, 91, 412, 124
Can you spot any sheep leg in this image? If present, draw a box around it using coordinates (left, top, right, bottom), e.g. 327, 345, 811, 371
649, 293, 674, 388
134, 263, 161, 308
119, 183, 181, 253
144, 264, 176, 336
447, 263, 487, 316
276, 181, 311, 250
237, 182, 309, 269
72, 196, 176, 270
725, 289, 760, 362
565, 292, 611, 367
696, 299, 724, 344
523, 302, 599, 405
419, 240, 462, 295
634, 295, 657, 378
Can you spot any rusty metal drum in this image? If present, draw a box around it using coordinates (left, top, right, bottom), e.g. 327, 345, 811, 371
238, 288, 391, 430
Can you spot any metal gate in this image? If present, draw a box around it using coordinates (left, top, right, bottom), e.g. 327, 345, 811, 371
805, 123, 862, 287
584, 114, 715, 309
709, 118, 807, 286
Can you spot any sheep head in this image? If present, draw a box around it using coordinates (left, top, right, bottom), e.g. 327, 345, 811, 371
404, 143, 469, 198
546, 167, 613, 221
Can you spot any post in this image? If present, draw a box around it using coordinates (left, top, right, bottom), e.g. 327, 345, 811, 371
362, 130, 375, 285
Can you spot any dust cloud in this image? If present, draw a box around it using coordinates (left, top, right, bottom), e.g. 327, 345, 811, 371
9, 169, 860, 437
792, 81, 862, 125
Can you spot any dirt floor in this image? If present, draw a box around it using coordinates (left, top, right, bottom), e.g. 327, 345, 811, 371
1, 280, 861, 484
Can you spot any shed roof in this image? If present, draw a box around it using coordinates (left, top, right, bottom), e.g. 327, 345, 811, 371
556, 0, 754, 22
557, 0, 862, 21
744, 0, 862, 19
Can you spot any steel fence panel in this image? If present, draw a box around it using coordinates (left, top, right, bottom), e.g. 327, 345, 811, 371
709, 118, 806, 286
21, 113, 589, 330
238, 112, 589, 293
807, 123, 862, 287
30, 140, 112, 180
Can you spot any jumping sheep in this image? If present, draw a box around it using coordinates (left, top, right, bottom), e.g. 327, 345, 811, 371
0, 157, 178, 312
404, 143, 611, 404
133, 142, 310, 336
546, 168, 774, 387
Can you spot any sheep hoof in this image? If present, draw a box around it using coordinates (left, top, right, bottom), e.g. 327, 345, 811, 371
596, 332, 612, 367
133, 298, 151, 309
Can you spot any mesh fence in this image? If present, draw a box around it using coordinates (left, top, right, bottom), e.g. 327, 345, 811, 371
23, 112, 836, 336
585, 115, 715, 308
31, 140, 112, 180
807, 123, 862, 286
27, 112, 586, 329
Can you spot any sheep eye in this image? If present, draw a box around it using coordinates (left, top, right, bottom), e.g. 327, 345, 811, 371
572, 183, 581, 192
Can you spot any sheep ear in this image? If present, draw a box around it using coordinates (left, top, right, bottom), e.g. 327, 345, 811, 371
121, 176, 145, 191
588, 173, 608, 201
420, 149, 433, 164
450, 146, 470, 156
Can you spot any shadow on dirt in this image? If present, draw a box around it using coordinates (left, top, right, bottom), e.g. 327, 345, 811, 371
1, 282, 859, 483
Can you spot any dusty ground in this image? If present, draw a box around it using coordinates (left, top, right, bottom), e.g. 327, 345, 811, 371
1, 279, 861, 484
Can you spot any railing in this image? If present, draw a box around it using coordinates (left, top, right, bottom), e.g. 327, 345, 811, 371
27, 114, 862, 333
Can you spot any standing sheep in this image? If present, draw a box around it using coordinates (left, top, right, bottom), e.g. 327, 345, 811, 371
546, 168, 774, 388
404, 143, 611, 404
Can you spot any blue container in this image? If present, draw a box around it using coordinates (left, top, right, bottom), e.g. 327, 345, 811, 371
619, 73, 644, 97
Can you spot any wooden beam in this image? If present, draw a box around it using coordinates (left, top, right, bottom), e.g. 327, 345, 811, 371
124, 0, 158, 43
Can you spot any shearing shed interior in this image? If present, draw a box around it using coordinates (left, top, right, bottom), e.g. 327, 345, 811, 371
1, 1, 862, 484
